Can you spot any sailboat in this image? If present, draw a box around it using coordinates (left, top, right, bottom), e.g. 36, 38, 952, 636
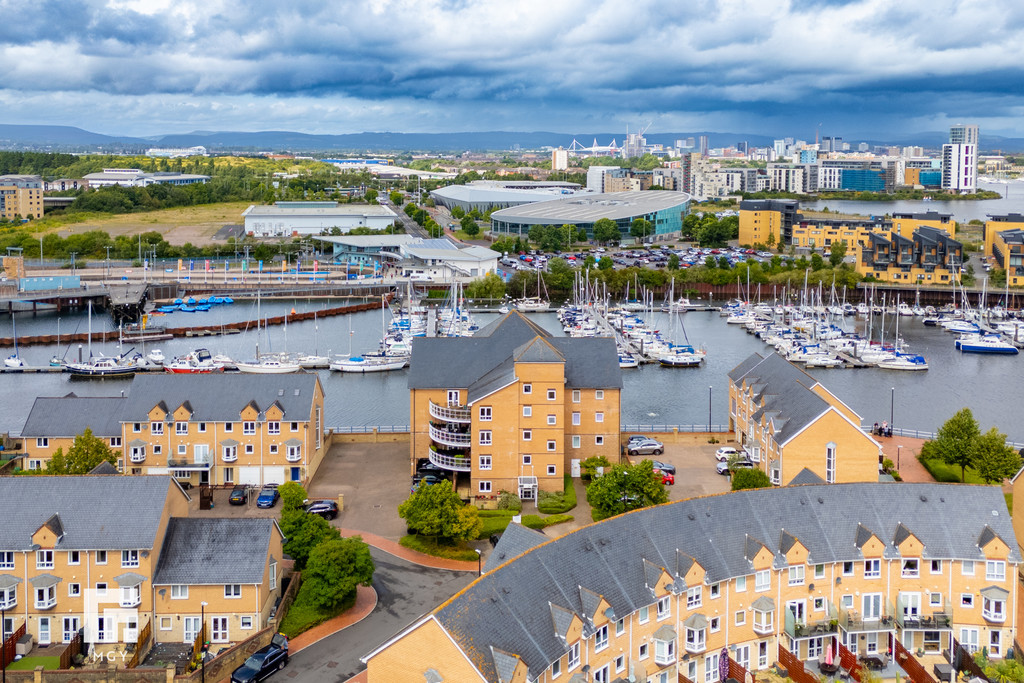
516, 268, 549, 311
297, 311, 330, 367
236, 292, 302, 374
4, 313, 24, 368
330, 296, 409, 373
657, 280, 705, 367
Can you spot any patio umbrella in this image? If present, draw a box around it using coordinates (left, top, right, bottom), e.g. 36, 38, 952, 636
720, 647, 730, 681
824, 638, 834, 666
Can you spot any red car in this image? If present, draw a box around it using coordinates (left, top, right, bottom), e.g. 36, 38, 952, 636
654, 469, 675, 485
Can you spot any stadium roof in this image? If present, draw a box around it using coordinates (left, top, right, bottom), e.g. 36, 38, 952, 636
490, 190, 690, 225
431, 180, 583, 206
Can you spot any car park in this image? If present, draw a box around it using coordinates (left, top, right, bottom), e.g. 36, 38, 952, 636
304, 500, 339, 520
255, 485, 279, 509
716, 459, 755, 475
231, 633, 289, 683
628, 438, 664, 456
228, 485, 249, 506
714, 446, 738, 462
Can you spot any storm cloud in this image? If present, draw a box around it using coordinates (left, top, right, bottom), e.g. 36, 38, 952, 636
2, 0, 1023, 138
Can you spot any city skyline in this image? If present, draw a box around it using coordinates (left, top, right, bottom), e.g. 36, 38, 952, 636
3, 0, 1023, 140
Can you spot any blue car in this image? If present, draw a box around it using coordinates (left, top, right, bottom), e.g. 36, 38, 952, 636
256, 485, 279, 508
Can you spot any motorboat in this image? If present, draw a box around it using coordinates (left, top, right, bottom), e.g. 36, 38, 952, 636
147, 349, 165, 365
297, 354, 330, 368
165, 348, 225, 373
618, 353, 640, 369
65, 354, 138, 377
955, 334, 1019, 355
236, 355, 303, 374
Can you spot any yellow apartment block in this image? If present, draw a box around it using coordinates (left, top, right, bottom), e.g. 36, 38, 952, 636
408, 312, 621, 505
738, 199, 799, 246
19, 374, 326, 487
728, 352, 881, 485
364, 483, 1020, 683
985, 216, 1024, 287
0, 476, 283, 660
856, 227, 963, 285
0, 174, 43, 220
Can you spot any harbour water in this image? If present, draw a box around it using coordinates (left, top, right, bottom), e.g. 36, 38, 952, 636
1, 302, 1022, 441
801, 180, 1023, 222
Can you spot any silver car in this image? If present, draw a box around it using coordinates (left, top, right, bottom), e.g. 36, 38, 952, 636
628, 438, 664, 456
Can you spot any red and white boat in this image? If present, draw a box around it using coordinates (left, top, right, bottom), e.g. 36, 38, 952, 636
164, 348, 225, 374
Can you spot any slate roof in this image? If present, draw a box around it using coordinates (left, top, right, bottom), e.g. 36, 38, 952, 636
0, 476, 178, 551
153, 518, 276, 585
408, 311, 621, 393
729, 352, 846, 446
20, 396, 126, 438
121, 374, 320, 422
789, 468, 827, 486
433, 483, 1019, 682
484, 523, 548, 573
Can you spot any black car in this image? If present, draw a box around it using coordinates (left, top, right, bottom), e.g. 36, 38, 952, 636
231, 634, 289, 683
228, 485, 249, 506
650, 460, 676, 475
415, 458, 446, 476
304, 500, 339, 520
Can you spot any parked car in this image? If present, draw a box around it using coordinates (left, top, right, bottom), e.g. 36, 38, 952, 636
716, 459, 755, 475
228, 485, 249, 506
415, 458, 446, 476
650, 460, 676, 475
655, 470, 675, 485
256, 485, 280, 509
411, 473, 447, 493
231, 633, 289, 683
714, 446, 738, 462
628, 438, 664, 456
304, 500, 339, 520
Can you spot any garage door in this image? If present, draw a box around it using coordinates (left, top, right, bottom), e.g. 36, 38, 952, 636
238, 467, 261, 486
264, 467, 286, 485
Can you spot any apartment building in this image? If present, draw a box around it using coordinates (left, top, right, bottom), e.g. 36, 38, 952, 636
984, 214, 1024, 286
728, 352, 881, 486
19, 374, 326, 487
0, 174, 44, 220
737, 199, 799, 246
363, 483, 1019, 683
857, 226, 963, 285
20, 396, 126, 471
407, 312, 621, 504
0, 476, 283, 658
943, 125, 979, 194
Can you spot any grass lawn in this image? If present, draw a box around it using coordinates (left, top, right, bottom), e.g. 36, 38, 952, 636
31, 202, 253, 245
399, 535, 479, 562
278, 585, 355, 638
1006, 492, 1013, 515
537, 474, 577, 514
475, 510, 575, 539
6, 655, 62, 670
918, 457, 986, 484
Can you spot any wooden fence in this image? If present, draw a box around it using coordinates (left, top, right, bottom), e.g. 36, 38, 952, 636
948, 637, 990, 683
893, 635, 937, 683
838, 640, 864, 682
125, 619, 152, 669
777, 644, 821, 683
1, 622, 26, 670
727, 652, 751, 682
57, 628, 82, 670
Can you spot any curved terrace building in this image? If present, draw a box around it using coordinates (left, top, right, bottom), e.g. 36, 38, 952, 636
364, 483, 1020, 683
490, 190, 691, 242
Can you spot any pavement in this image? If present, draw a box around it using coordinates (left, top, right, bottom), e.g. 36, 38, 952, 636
877, 435, 933, 482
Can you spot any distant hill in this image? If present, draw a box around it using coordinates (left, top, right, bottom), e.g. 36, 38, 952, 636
0, 123, 1021, 154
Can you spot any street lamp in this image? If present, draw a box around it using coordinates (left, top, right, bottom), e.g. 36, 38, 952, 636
897, 445, 902, 471
200, 601, 208, 683
474, 549, 481, 577
708, 386, 713, 433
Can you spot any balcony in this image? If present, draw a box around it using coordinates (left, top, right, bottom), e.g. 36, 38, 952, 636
428, 446, 472, 471
167, 455, 212, 470
429, 424, 472, 448
35, 596, 56, 609
785, 603, 840, 638
429, 400, 472, 423
837, 601, 896, 632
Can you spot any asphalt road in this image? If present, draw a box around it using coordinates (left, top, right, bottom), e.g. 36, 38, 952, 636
284, 547, 474, 682
380, 198, 428, 238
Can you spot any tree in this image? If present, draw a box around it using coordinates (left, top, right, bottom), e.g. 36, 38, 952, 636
810, 253, 825, 271
592, 218, 621, 245
450, 205, 465, 219
975, 427, 1020, 484
389, 190, 404, 204
398, 479, 482, 543
44, 428, 118, 475
598, 256, 614, 271
363, 189, 378, 203
465, 272, 506, 300
583, 254, 596, 269
667, 254, 680, 270
933, 408, 982, 481
301, 536, 375, 611
278, 481, 308, 511
630, 218, 653, 240
579, 455, 611, 480
586, 460, 669, 519
829, 240, 848, 267
731, 468, 773, 491
577, 227, 589, 243
528, 224, 547, 246
281, 507, 341, 570
704, 255, 717, 269
460, 215, 479, 236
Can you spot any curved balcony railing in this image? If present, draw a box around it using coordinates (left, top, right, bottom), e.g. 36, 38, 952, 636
285, 451, 302, 463
429, 424, 472, 448
428, 400, 472, 423
428, 448, 472, 472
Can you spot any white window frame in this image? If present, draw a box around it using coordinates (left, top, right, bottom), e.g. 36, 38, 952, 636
735, 610, 746, 626
171, 585, 188, 599
568, 641, 580, 670
595, 435, 604, 446
547, 389, 556, 401
687, 586, 702, 609
572, 412, 581, 426
825, 443, 836, 484
547, 440, 556, 452
95, 550, 107, 565
522, 429, 532, 441
982, 597, 1006, 622
864, 559, 881, 579
931, 560, 942, 574
595, 412, 604, 423
654, 636, 676, 666
121, 550, 139, 568
175, 421, 188, 435
702, 652, 718, 682
35, 585, 56, 609
0, 552, 13, 570
159, 617, 172, 631
962, 560, 975, 576
68, 583, 80, 597
789, 564, 805, 586
594, 624, 609, 652
478, 407, 492, 422
686, 627, 706, 653
224, 584, 242, 598
522, 383, 532, 395
961, 593, 974, 608
753, 608, 773, 634
479, 481, 492, 493
595, 390, 604, 400
150, 421, 163, 435
36, 437, 49, 448
571, 390, 580, 403
547, 464, 557, 476
240, 616, 254, 630
67, 550, 80, 566
478, 455, 492, 470
755, 569, 770, 592
902, 559, 920, 578
736, 576, 747, 592
986, 560, 1006, 581
522, 405, 532, 417
268, 421, 280, 434
36, 550, 54, 570
523, 454, 532, 466
658, 595, 671, 619
547, 414, 556, 425
479, 430, 492, 446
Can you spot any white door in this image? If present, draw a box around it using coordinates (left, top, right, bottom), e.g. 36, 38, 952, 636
787, 600, 806, 622
264, 467, 286, 484
193, 444, 209, 463
62, 617, 79, 643
124, 617, 138, 643
863, 593, 882, 621
571, 459, 581, 477
901, 592, 921, 618
38, 617, 50, 645
211, 617, 229, 643
183, 616, 200, 644
238, 467, 261, 486
735, 645, 750, 670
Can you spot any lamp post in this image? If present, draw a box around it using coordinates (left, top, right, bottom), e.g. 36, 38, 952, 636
708, 386, 713, 434
474, 549, 481, 577
200, 601, 208, 683
890, 387, 895, 435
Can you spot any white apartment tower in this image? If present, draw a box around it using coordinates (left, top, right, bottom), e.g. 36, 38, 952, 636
942, 124, 978, 193
551, 147, 568, 171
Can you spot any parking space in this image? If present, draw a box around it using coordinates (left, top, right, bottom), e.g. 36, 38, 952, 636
626, 437, 735, 501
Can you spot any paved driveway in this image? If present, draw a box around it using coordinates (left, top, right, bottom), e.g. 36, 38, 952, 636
284, 547, 474, 682
626, 439, 733, 501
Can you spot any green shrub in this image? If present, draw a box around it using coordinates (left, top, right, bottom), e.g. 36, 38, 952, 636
279, 586, 356, 638
399, 535, 480, 562
537, 474, 577, 514
476, 510, 515, 539
521, 513, 573, 529
496, 490, 522, 511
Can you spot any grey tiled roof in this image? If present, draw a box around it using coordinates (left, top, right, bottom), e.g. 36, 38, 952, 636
729, 352, 835, 445
408, 312, 621, 392
0, 476, 177, 551
21, 396, 127, 438
434, 483, 1019, 681
789, 468, 826, 486
121, 374, 320, 422
484, 523, 547, 573
154, 517, 275, 585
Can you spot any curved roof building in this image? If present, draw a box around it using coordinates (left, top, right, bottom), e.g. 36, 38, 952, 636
430, 180, 583, 213
490, 190, 691, 241
364, 482, 1020, 683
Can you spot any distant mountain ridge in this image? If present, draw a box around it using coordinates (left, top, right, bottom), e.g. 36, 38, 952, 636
0, 123, 1022, 153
